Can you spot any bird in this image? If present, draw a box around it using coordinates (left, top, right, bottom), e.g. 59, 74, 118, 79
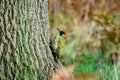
50, 28, 66, 62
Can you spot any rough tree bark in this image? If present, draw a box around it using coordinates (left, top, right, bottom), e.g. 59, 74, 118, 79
0, 0, 57, 80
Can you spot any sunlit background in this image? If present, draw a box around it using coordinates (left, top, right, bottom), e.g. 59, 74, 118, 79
48, 0, 120, 79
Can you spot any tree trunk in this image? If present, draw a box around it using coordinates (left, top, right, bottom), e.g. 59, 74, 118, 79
0, 0, 57, 80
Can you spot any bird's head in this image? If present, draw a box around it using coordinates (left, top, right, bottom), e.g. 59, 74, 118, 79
57, 28, 66, 36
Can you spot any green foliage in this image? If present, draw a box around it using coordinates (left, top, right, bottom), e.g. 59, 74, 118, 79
74, 51, 120, 80
112, 14, 120, 26
75, 51, 101, 73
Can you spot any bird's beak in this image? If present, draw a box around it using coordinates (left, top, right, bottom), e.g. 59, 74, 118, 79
57, 28, 61, 32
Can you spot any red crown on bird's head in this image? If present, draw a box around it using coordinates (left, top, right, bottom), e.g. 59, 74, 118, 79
57, 28, 66, 36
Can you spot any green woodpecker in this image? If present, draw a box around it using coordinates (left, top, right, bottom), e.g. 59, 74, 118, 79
50, 28, 66, 61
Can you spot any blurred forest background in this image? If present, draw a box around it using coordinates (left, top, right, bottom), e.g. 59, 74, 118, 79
48, 0, 120, 80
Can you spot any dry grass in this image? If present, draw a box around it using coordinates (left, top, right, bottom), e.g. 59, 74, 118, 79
75, 72, 101, 80
50, 65, 102, 80
50, 65, 74, 80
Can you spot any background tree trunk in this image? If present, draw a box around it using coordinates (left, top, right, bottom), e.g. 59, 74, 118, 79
0, 0, 57, 80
